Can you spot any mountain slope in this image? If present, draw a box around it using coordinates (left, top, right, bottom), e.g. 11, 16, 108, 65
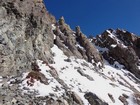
19, 44, 140, 105
0, 0, 140, 105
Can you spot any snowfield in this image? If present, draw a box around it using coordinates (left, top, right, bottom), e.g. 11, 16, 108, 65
21, 45, 140, 105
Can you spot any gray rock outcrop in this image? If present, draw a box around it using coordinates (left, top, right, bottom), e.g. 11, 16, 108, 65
0, 0, 55, 76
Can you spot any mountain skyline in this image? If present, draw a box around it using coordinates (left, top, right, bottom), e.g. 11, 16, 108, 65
44, 0, 140, 36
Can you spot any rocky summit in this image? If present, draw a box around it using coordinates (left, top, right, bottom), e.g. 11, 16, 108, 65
0, 0, 140, 105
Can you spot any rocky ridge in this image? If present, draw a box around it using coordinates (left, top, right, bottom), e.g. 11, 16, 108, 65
95, 29, 140, 79
53, 17, 103, 67
0, 0, 140, 105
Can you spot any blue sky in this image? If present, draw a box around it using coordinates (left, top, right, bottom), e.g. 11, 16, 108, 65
44, 0, 140, 36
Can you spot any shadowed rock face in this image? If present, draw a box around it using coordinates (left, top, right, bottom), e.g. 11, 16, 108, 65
0, 0, 55, 76
95, 29, 140, 78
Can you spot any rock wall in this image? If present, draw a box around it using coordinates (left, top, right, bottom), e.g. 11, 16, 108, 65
0, 0, 55, 76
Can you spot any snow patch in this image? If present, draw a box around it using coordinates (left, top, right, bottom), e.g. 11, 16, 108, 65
51, 24, 56, 30
54, 34, 56, 39
21, 60, 65, 97
111, 44, 117, 48
76, 43, 85, 50
94, 44, 108, 53
107, 30, 128, 49
138, 66, 140, 70
127, 94, 137, 105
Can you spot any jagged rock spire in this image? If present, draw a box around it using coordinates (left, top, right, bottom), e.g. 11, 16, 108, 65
59, 16, 65, 25
75, 26, 82, 37
76, 26, 81, 33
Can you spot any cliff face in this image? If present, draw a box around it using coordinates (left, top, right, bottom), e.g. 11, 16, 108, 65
0, 0, 140, 105
0, 0, 55, 76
